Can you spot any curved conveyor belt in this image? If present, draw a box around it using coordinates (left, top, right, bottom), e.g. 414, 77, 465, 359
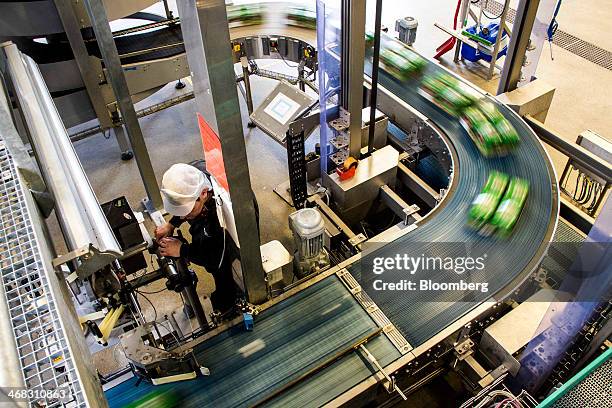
350, 36, 558, 347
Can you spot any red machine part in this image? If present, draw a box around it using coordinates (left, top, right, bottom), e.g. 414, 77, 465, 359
434, 0, 462, 60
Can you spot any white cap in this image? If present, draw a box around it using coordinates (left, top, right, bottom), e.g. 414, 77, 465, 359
161, 163, 212, 217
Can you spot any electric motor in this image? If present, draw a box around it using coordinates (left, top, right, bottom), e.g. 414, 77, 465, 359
289, 208, 329, 277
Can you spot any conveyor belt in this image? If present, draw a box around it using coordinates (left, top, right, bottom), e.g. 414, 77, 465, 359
105, 275, 401, 407
3, 3, 558, 404
9, 25, 185, 66
349, 38, 558, 347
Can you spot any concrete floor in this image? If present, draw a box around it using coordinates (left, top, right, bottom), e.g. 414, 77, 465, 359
56, 0, 610, 388
400, 0, 612, 177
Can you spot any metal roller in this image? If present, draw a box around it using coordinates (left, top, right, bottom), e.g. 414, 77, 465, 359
3, 42, 122, 277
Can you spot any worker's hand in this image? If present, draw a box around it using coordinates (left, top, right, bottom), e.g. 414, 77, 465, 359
155, 222, 175, 240
159, 237, 182, 258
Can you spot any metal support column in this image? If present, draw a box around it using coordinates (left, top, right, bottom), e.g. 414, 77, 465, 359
83, 0, 162, 210
487, 1, 511, 79
454, 0, 471, 62
367, 0, 383, 155
110, 110, 133, 160
113, 125, 134, 160
497, 0, 541, 94
162, 0, 174, 19
240, 56, 256, 128
53, 0, 111, 129
298, 60, 306, 92
341, 0, 366, 157
177, 0, 266, 304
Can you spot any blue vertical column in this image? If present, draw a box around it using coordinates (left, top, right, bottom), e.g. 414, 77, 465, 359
316, 0, 341, 175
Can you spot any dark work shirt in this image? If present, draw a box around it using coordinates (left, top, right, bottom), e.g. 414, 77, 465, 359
170, 197, 225, 272
168, 161, 258, 273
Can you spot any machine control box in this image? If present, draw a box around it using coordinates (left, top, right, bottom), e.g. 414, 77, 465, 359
101, 196, 147, 273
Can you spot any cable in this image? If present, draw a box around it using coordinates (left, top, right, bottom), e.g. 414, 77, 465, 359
580, 178, 593, 205
218, 228, 226, 270
548, 0, 562, 42
159, 320, 181, 344
179, 292, 196, 334
135, 287, 167, 295
276, 47, 298, 68
481, 0, 505, 20
213, 191, 227, 270
360, 221, 369, 239
135, 290, 158, 322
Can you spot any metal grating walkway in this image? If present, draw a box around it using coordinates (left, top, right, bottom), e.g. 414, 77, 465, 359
479, 0, 612, 70
551, 353, 611, 407
0, 138, 85, 407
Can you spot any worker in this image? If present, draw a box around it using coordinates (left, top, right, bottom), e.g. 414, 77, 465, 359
155, 162, 239, 314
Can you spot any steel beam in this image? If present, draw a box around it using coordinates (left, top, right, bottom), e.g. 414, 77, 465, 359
113, 125, 133, 159
342, 0, 366, 157
497, 0, 541, 94
367, 0, 383, 154
83, 0, 162, 210
177, 0, 266, 304
3, 43, 122, 271
379, 185, 421, 225
53, 0, 111, 129
397, 161, 441, 208
525, 115, 612, 183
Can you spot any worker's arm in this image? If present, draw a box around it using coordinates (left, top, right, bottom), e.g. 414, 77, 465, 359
160, 239, 202, 265
169, 216, 183, 228
179, 240, 192, 260
154, 217, 182, 240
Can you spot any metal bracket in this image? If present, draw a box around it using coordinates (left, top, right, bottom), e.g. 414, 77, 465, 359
52, 243, 119, 280
438, 189, 447, 203
288, 112, 319, 137
337, 268, 412, 355
380, 185, 421, 225
348, 233, 367, 247
454, 338, 475, 361
402, 204, 420, 226
360, 344, 407, 400
120, 322, 205, 383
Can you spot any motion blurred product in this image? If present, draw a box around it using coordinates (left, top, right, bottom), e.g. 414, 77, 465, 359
380, 42, 426, 81
459, 101, 520, 157
286, 5, 316, 29
494, 118, 521, 152
468, 171, 529, 236
490, 177, 529, 236
289, 208, 329, 277
460, 106, 502, 157
227, 4, 263, 27
419, 72, 474, 116
468, 171, 509, 229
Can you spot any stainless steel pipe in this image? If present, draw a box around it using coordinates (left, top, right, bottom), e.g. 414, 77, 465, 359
2, 42, 121, 270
